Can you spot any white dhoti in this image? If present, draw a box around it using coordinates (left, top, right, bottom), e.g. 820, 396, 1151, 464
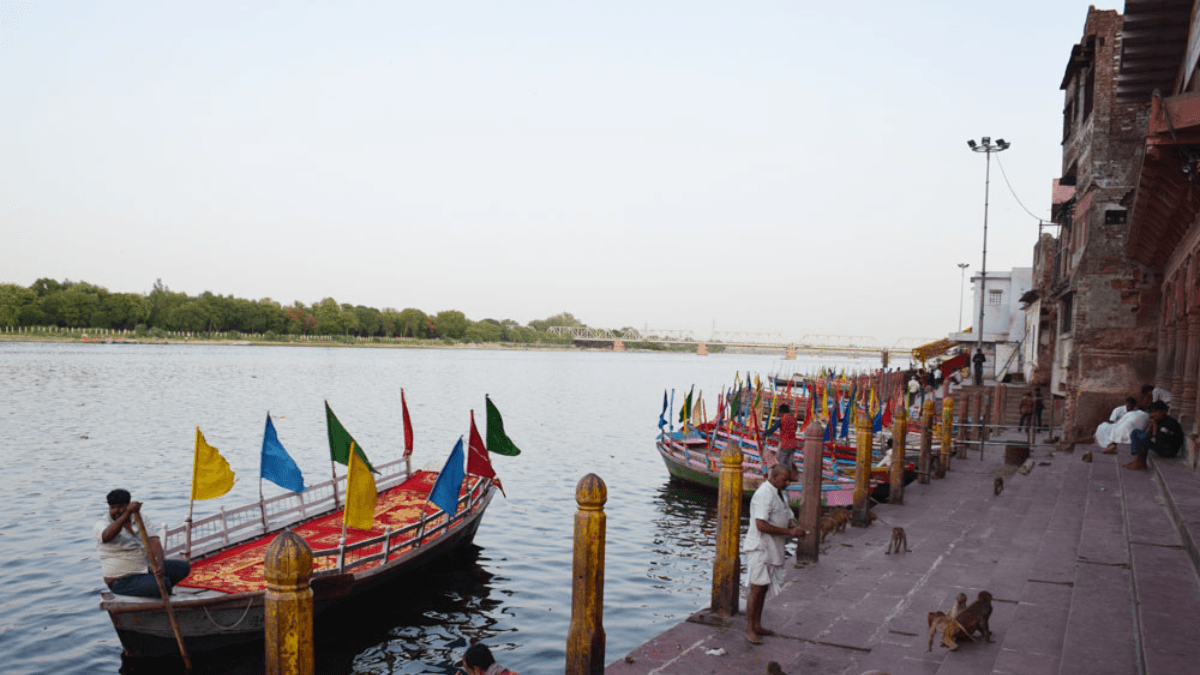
746, 549, 786, 596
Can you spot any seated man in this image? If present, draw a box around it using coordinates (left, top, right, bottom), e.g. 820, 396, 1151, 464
1124, 401, 1184, 471
1095, 397, 1138, 448
94, 489, 190, 597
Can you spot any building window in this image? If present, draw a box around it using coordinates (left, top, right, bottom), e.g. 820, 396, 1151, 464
1105, 209, 1127, 224
988, 289, 1003, 306
1061, 294, 1073, 333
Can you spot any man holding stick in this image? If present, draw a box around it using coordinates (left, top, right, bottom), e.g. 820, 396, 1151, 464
94, 489, 190, 596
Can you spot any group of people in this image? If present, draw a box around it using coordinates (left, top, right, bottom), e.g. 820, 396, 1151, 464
1091, 384, 1184, 471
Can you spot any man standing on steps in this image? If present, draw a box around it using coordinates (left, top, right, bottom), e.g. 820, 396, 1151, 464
972, 349, 986, 386
743, 464, 805, 645
1124, 401, 1184, 471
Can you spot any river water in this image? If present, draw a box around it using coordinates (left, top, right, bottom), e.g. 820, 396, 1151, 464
0, 342, 873, 675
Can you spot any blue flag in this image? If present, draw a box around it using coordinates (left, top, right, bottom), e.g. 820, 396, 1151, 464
668, 389, 675, 432
658, 390, 668, 430
840, 391, 853, 439
428, 437, 466, 517
261, 414, 305, 492
873, 408, 883, 434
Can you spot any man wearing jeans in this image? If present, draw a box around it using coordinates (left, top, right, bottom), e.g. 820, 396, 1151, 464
94, 489, 190, 596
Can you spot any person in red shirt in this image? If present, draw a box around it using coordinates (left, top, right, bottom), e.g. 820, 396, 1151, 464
763, 404, 799, 481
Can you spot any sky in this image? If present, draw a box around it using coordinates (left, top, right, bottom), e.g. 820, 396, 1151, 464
0, 1, 1116, 346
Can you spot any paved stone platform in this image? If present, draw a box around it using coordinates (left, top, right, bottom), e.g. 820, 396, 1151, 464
605, 431, 1200, 675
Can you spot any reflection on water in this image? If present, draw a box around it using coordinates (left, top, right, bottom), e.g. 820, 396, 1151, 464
0, 343, 846, 675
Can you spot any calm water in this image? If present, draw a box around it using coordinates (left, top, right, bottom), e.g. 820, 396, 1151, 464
0, 342, 871, 675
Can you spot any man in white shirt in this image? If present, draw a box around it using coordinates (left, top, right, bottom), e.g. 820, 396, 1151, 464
1095, 397, 1138, 448
94, 489, 190, 597
743, 464, 805, 645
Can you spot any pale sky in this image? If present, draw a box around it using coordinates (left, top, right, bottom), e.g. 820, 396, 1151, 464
0, 1, 1111, 345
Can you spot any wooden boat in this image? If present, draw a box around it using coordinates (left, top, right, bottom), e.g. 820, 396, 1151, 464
100, 457, 495, 658
656, 425, 917, 506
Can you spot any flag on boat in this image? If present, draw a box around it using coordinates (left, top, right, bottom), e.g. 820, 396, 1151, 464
261, 414, 304, 492
401, 389, 414, 458
485, 396, 521, 456
192, 427, 236, 500
343, 441, 377, 530
325, 401, 375, 472
428, 438, 466, 517
679, 386, 694, 425
658, 390, 668, 430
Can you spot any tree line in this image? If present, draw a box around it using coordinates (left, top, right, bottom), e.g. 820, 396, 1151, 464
0, 278, 589, 344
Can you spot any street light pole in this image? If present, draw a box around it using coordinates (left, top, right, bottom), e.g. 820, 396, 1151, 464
966, 137, 1010, 357
957, 263, 969, 331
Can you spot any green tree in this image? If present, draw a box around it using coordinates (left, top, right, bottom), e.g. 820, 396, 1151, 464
396, 308, 429, 338
0, 284, 36, 326
352, 305, 382, 337
433, 310, 469, 339
528, 312, 583, 332
464, 320, 503, 343
103, 293, 150, 330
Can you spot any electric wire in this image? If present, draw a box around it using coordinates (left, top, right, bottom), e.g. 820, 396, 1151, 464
993, 152, 1051, 223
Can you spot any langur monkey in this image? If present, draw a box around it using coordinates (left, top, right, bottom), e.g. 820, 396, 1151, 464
885, 526, 910, 554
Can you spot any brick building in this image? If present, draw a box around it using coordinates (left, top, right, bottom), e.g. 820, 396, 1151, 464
1036, 7, 1160, 447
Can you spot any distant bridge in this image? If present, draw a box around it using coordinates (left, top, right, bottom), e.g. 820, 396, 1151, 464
547, 327, 935, 358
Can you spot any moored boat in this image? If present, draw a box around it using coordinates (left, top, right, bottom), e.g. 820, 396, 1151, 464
100, 458, 495, 657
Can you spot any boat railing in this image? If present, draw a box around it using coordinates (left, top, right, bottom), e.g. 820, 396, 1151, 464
163, 459, 413, 560
312, 476, 490, 575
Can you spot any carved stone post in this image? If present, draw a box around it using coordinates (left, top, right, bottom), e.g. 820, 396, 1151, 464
852, 405, 873, 526
1165, 324, 1179, 394
957, 391, 969, 459
711, 446, 743, 616
567, 474, 606, 675
795, 421, 824, 563
264, 530, 314, 675
890, 404, 906, 505
940, 397, 954, 476
919, 399, 934, 484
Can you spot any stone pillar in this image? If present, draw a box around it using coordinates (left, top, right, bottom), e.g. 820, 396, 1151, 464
1181, 312, 1200, 429
919, 400, 934, 485
957, 391, 969, 459
1174, 320, 1189, 398
1165, 324, 1179, 393
567, 474, 607, 675
852, 405, 872, 526
890, 405, 906, 505
795, 421, 824, 563
940, 398, 953, 476
612, 339, 625, 352
697, 342, 708, 356
264, 530, 314, 675
785, 345, 797, 360
711, 446, 743, 616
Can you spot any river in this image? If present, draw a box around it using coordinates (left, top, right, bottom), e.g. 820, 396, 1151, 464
0, 342, 874, 675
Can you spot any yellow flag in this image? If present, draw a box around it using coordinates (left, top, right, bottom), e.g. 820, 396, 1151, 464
343, 442, 377, 531
191, 427, 236, 500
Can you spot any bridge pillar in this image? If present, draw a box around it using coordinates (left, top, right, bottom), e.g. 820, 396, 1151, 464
785, 345, 797, 360
612, 339, 625, 351
697, 342, 708, 356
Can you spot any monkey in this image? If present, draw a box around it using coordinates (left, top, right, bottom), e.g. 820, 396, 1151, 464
946, 591, 993, 650
833, 508, 851, 533
1081, 450, 1093, 463
932, 457, 946, 479
993, 476, 1004, 496
928, 601, 976, 651
766, 662, 786, 675
948, 592, 968, 620
819, 515, 837, 542
926, 611, 951, 651
884, 526, 910, 554
868, 510, 879, 524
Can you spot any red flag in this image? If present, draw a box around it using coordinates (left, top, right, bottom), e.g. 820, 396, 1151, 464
882, 396, 893, 428
467, 411, 494, 479
401, 389, 414, 458
803, 383, 815, 426
467, 410, 505, 497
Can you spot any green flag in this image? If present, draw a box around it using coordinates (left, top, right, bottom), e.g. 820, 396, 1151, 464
325, 401, 376, 472
679, 386, 693, 424
485, 396, 522, 456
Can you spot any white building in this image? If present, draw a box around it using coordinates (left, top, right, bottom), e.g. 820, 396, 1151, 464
948, 267, 1033, 382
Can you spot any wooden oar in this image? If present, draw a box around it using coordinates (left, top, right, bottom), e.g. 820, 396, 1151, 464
132, 511, 192, 672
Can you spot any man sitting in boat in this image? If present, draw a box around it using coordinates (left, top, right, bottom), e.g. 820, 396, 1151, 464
762, 404, 799, 481
94, 489, 190, 597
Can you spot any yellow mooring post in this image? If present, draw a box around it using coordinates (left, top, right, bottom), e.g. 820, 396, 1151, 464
940, 397, 954, 476
890, 404, 907, 505
795, 421, 824, 563
711, 444, 744, 616
264, 529, 314, 675
919, 399, 934, 485
566, 474, 607, 675
852, 406, 873, 527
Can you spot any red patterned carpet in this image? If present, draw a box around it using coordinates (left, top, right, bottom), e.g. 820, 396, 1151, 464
179, 471, 479, 594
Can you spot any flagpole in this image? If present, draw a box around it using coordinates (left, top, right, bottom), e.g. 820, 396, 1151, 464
186, 428, 200, 561
331, 460, 341, 510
